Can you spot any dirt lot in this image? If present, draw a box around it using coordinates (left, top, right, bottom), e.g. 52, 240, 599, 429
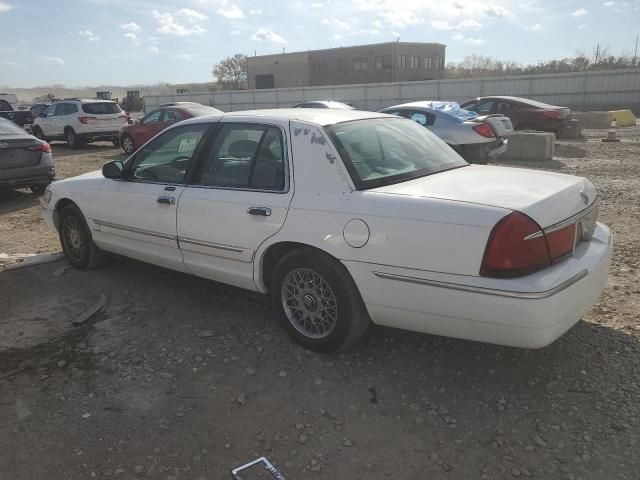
1, 128, 639, 480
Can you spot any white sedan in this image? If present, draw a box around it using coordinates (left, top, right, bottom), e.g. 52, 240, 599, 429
42, 109, 612, 352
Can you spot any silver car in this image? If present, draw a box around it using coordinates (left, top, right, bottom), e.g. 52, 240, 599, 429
379, 101, 514, 164
0, 117, 55, 194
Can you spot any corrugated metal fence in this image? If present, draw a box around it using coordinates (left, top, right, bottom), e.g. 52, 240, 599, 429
143, 68, 640, 113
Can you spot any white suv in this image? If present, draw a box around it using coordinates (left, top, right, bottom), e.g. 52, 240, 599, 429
32, 99, 128, 149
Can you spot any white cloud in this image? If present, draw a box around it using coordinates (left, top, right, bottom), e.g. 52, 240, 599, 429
175, 53, 194, 60
432, 18, 482, 30
124, 32, 140, 45
572, 8, 589, 16
4, 61, 24, 67
229, 29, 241, 35
458, 19, 482, 29
527, 23, 543, 31
249, 9, 262, 15
153, 9, 207, 36
322, 17, 352, 30
383, 9, 424, 28
431, 20, 454, 30
149, 46, 159, 54
372, 19, 382, 28
178, 8, 208, 22
603, 1, 614, 5
78, 30, 101, 42
453, 32, 485, 44
311, 2, 324, 7
119, 22, 141, 32
0, 2, 11, 13
218, 4, 244, 19
43, 56, 64, 65
251, 28, 286, 44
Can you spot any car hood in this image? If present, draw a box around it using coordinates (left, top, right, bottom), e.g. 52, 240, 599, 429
370, 165, 597, 228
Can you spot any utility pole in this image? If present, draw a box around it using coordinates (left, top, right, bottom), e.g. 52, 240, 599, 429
633, 35, 638, 67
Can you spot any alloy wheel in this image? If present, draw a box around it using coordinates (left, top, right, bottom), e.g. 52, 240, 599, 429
281, 268, 338, 339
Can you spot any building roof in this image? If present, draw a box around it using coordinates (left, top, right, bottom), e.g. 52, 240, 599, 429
184, 108, 390, 127
247, 41, 446, 62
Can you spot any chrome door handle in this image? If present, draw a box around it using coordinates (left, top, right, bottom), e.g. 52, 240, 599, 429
247, 206, 271, 216
157, 196, 175, 205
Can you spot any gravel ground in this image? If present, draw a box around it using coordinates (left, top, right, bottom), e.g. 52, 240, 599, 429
1, 128, 639, 480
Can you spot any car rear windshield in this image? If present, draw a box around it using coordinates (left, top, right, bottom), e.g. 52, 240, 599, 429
325, 117, 468, 190
0, 118, 26, 136
81, 102, 122, 115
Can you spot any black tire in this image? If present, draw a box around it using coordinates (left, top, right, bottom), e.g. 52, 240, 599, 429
58, 204, 107, 270
32, 126, 45, 141
271, 248, 370, 352
120, 134, 135, 154
65, 128, 80, 149
30, 184, 48, 194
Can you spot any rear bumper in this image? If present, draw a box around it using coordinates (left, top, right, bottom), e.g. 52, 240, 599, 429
345, 222, 612, 349
0, 163, 55, 188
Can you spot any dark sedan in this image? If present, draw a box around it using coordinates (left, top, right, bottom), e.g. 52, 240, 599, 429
0, 117, 55, 194
461, 96, 571, 133
119, 102, 222, 154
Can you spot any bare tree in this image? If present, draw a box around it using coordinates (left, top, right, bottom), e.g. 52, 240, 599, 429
212, 54, 248, 90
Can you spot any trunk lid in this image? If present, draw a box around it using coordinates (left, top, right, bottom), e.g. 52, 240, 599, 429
468, 114, 514, 138
371, 165, 597, 228
0, 137, 43, 169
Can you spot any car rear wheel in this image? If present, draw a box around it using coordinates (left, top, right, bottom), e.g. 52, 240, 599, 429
121, 134, 135, 154
271, 248, 370, 352
65, 129, 79, 149
59, 204, 107, 269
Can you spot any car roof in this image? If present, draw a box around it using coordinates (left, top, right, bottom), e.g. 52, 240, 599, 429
58, 98, 118, 103
469, 96, 564, 109
183, 108, 389, 127
296, 101, 354, 109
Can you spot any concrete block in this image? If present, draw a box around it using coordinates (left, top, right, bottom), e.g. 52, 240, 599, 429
571, 111, 612, 129
503, 132, 555, 161
609, 109, 637, 127
557, 119, 582, 140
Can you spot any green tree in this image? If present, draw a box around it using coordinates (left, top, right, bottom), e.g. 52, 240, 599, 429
212, 54, 248, 90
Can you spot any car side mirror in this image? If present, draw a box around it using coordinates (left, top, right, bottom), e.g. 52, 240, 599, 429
102, 160, 124, 179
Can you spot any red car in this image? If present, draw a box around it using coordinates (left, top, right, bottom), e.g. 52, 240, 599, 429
461, 96, 571, 133
119, 102, 222, 154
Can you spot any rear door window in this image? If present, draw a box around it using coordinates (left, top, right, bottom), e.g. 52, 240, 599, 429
162, 110, 182, 123
473, 100, 495, 114
82, 102, 122, 115
196, 123, 286, 191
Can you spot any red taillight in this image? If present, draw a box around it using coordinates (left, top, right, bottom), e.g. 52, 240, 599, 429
28, 142, 51, 153
545, 225, 576, 261
473, 123, 495, 138
542, 110, 561, 119
78, 116, 97, 124
480, 212, 550, 278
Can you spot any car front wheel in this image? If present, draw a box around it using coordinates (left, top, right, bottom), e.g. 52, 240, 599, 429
121, 134, 135, 154
59, 204, 107, 269
272, 249, 370, 352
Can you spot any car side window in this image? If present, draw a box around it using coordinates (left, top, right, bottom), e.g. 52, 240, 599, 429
162, 110, 181, 123
474, 101, 495, 114
58, 103, 71, 115
408, 111, 435, 126
497, 102, 514, 111
127, 124, 209, 184
44, 104, 57, 116
197, 123, 286, 191
142, 110, 162, 124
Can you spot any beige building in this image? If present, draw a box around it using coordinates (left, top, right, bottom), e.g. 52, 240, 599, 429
247, 42, 446, 89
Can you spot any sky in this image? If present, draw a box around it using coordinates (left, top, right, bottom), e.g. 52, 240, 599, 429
0, 0, 639, 88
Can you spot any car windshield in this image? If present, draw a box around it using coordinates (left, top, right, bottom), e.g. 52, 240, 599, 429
81, 102, 122, 114
325, 117, 468, 189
